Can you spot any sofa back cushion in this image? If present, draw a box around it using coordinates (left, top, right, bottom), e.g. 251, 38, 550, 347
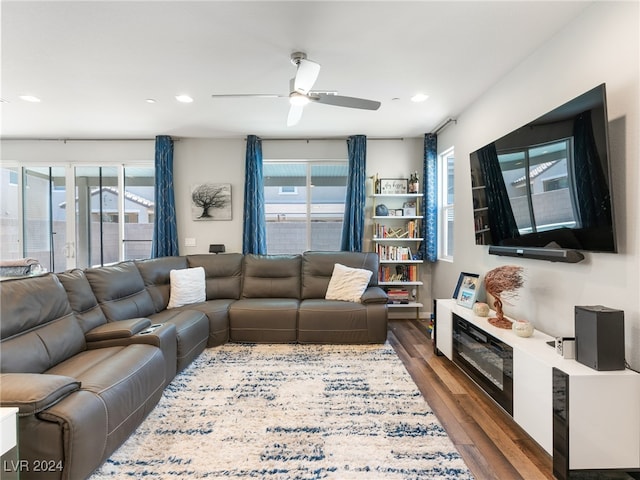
241, 254, 301, 299
187, 253, 243, 300
85, 261, 156, 320
301, 251, 379, 299
56, 269, 108, 332
0, 274, 86, 373
135, 256, 188, 311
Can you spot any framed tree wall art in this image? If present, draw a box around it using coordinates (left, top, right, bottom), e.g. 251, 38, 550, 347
191, 183, 232, 220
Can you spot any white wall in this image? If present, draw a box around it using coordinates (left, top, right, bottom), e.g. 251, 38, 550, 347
173, 138, 246, 254
435, 2, 640, 367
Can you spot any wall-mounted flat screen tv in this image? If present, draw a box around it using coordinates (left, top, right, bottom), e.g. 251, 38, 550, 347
470, 84, 616, 255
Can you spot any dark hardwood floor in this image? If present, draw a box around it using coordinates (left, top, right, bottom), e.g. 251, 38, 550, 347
388, 318, 554, 480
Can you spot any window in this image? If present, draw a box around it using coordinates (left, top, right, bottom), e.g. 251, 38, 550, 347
438, 147, 455, 260
123, 167, 155, 261
264, 162, 347, 254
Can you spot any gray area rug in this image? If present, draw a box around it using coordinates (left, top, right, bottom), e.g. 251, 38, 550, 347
90, 342, 474, 479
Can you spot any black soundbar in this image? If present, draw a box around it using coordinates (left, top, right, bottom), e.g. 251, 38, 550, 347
488, 245, 585, 263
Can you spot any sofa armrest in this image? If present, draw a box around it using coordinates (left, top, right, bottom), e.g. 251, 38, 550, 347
361, 286, 389, 304
85, 317, 151, 342
0, 373, 80, 415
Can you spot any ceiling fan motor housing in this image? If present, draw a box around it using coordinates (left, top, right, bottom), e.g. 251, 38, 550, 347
290, 51, 308, 66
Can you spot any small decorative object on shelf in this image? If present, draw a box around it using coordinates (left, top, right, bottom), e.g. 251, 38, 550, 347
453, 272, 480, 309
373, 173, 381, 194
409, 171, 419, 193
380, 178, 408, 195
375, 204, 389, 216
484, 265, 524, 329
473, 302, 490, 317
512, 319, 534, 337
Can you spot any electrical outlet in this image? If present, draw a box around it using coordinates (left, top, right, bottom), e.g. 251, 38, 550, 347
184, 237, 196, 247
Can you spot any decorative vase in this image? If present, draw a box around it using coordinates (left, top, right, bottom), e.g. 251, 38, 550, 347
473, 302, 490, 317
375, 204, 388, 216
512, 320, 534, 338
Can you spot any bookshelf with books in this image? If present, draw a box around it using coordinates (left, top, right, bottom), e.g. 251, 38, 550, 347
371, 190, 424, 319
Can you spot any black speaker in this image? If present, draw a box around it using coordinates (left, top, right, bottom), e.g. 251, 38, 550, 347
208, 244, 225, 254
575, 305, 625, 371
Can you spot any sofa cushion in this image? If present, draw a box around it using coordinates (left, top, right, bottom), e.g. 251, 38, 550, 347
135, 256, 188, 311
177, 299, 234, 347
167, 267, 206, 309
57, 268, 108, 332
298, 299, 370, 343
46, 344, 166, 455
187, 253, 243, 300
301, 251, 379, 299
146, 309, 209, 372
85, 261, 156, 321
241, 254, 301, 299
325, 263, 373, 303
229, 298, 299, 343
0, 274, 86, 373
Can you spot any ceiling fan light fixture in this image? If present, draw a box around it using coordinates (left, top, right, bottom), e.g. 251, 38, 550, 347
289, 93, 310, 106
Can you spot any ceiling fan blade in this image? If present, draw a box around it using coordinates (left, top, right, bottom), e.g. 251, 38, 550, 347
287, 104, 304, 126
294, 59, 320, 94
211, 94, 286, 99
313, 94, 381, 110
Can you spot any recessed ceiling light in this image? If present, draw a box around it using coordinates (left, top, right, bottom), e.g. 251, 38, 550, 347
411, 93, 429, 103
19, 95, 41, 103
145, 98, 157, 104
175, 94, 194, 103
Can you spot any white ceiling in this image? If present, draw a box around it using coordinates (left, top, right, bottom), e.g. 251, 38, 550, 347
1, 1, 594, 140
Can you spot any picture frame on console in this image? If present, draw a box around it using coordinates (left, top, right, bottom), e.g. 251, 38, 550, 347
453, 272, 480, 309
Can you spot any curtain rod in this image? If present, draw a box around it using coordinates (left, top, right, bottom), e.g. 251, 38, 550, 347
252, 136, 405, 142
0, 138, 179, 142
432, 118, 457, 135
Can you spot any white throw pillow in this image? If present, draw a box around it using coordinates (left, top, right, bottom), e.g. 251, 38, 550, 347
325, 263, 373, 303
167, 267, 206, 309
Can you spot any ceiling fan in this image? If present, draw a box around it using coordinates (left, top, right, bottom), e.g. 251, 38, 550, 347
211, 52, 381, 126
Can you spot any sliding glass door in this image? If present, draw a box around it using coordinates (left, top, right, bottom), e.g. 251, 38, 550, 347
0, 164, 154, 273
22, 167, 68, 272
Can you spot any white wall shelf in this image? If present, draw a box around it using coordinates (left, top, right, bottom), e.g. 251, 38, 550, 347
371, 192, 424, 320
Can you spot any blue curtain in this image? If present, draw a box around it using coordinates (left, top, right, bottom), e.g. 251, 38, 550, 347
152, 135, 179, 258
341, 135, 367, 251
419, 133, 438, 262
243, 135, 267, 254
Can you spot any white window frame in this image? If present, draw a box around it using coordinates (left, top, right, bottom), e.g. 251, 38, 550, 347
438, 147, 455, 261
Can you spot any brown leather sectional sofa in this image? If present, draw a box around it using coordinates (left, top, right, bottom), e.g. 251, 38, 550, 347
0, 251, 387, 480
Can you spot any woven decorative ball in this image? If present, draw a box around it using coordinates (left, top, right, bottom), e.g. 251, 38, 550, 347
473, 302, 490, 317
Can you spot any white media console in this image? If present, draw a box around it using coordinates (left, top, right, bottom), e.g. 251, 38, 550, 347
435, 299, 640, 479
